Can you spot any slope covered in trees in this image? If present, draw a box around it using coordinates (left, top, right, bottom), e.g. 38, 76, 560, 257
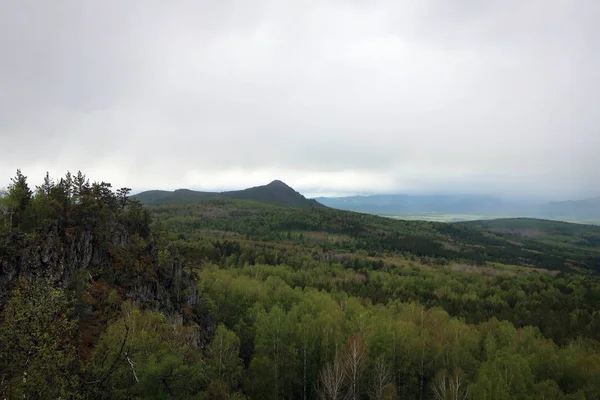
1, 170, 600, 399
462, 218, 600, 248
149, 198, 600, 273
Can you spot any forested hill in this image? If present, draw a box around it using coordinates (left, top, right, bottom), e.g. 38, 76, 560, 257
461, 217, 600, 246
462, 217, 600, 235
134, 179, 323, 208
150, 197, 600, 273
0, 170, 211, 398
2, 170, 600, 399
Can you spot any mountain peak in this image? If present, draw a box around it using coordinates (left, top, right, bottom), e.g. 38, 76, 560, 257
266, 179, 290, 188
224, 179, 323, 208
134, 180, 324, 208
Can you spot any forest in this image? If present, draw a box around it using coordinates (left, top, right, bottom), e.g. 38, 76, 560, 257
1, 170, 600, 399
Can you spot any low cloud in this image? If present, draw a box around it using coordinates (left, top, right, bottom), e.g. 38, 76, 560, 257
1, 1, 598, 200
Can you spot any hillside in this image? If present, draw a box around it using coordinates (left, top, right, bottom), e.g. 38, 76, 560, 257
461, 217, 600, 236
149, 197, 600, 273
134, 180, 322, 208
3, 171, 600, 399
461, 217, 600, 250
132, 188, 217, 204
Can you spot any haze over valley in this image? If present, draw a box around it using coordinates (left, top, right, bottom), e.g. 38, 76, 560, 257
316, 193, 600, 224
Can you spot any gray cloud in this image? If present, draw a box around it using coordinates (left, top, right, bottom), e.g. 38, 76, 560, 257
1, 0, 598, 200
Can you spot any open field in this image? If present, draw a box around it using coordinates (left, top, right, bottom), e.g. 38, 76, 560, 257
381, 213, 515, 222
381, 212, 600, 225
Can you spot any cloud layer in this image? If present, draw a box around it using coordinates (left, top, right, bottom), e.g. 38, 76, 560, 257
1, 1, 598, 199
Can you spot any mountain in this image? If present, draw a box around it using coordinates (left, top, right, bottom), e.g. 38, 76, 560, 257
134, 180, 323, 208
316, 194, 600, 222
222, 180, 323, 207
315, 194, 519, 215
131, 188, 216, 204
535, 197, 600, 219
3, 170, 600, 398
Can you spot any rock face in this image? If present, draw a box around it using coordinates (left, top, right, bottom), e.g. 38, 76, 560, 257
0, 224, 215, 345
1, 226, 99, 301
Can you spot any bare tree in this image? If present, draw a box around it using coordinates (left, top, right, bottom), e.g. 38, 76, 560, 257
317, 354, 346, 400
431, 369, 468, 400
344, 334, 367, 400
368, 358, 393, 400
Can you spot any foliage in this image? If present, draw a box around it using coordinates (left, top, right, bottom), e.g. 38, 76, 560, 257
147, 198, 600, 272
0, 279, 79, 399
1, 170, 600, 399
85, 303, 205, 399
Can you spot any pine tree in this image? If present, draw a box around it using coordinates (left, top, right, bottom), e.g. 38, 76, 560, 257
6, 169, 33, 228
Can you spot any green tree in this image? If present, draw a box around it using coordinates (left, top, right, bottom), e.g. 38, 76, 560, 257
208, 324, 243, 390
295, 313, 320, 400
86, 303, 205, 399
0, 280, 79, 399
470, 350, 534, 400
4, 169, 33, 228
253, 305, 296, 399
245, 356, 276, 400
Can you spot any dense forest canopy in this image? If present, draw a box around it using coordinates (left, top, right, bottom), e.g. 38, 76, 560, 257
1, 170, 600, 399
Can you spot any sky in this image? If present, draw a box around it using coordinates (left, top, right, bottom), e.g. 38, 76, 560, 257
1, 1, 599, 200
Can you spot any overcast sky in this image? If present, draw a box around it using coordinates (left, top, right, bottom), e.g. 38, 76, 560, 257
1, 1, 598, 200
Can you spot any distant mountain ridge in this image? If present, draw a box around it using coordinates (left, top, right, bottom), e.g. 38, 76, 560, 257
316, 194, 600, 221
536, 197, 600, 219
134, 180, 323, 208
315, 194, 515, 214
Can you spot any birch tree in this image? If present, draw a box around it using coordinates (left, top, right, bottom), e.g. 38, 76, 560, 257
208, 324, 242, 389
368, 358, 395, 400
344, 334, 367, 400
431, 369, 468, 400
317, 354, 346, 400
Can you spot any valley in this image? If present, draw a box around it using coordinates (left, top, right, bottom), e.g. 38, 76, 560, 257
1, 172, 600, 399
317, 194, 600, 224
382, 213, 600, 225
3, 2, 598, 398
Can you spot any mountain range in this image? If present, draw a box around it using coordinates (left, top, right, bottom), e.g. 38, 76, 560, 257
134, 179, 322, 208
315, 194, 600, 222
135, 180, 600, 223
